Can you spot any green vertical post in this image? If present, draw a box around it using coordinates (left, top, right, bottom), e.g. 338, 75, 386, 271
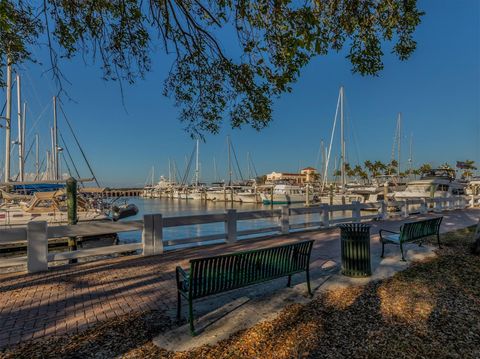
66, 177, 78, 263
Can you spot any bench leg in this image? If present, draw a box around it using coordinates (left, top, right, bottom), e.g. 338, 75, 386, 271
400, 242, 406, 262
188, 297, 196, 336
287, 274, 292, 287
306, 270, 312, 296
177, 291, 181, 320
437, 233, 442, 249
381, 241, 385, 258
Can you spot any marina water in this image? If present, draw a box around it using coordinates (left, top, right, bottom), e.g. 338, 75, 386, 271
117, 197, 357, 246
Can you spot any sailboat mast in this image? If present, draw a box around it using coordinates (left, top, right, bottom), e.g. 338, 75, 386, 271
53, 96, 59, 180
22, 101, 26, 177
45, 150, 50, 180
213, 157, 217, 182
397, 112, 401, 176
247, 152, 251, 180
227, 136, 232, 186
152, 165, 155, 187
168, 158, 171, 183
195, 139, 199, 187
340, 86, 346, 190
173, 161, 177, 184
16, 74, 24, 181
50, 127, 54, 180
4, 57, 12, 183
320, 139, 325, 184
35, 133, 39, 179
408, 133, 413, 177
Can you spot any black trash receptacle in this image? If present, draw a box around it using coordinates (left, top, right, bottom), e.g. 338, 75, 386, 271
338, 223, 371, 277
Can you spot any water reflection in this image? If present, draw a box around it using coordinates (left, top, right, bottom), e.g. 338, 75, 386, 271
118, 197, 360, 244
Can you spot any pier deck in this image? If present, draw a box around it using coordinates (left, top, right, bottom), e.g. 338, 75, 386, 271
0, 208, 478, 350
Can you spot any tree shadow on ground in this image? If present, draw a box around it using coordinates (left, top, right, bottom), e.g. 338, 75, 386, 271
2, 227, 478, 358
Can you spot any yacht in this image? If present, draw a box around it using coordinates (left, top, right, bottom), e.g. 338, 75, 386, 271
393, 169, 466, 210
236, 188, 262, 203
206, 184, 243, 202
347, 177, 406, 206
260, 184, 313, 205
466, 177, 480, 195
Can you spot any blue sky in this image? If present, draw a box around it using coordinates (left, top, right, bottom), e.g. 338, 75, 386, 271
1, 0, 479, 187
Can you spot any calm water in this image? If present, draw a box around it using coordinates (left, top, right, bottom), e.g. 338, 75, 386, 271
117, 197, 353, 245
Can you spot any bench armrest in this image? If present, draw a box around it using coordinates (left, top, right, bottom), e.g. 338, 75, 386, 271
176, 266, 189, 291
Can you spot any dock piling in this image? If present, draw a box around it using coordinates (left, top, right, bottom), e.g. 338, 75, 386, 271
67, 177, 78, 263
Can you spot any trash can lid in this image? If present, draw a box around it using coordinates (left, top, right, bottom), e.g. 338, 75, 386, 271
337, 222, 371, 229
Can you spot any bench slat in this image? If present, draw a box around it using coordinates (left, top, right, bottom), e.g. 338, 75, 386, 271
187, 240, 313, 299
400, 217, 442, 242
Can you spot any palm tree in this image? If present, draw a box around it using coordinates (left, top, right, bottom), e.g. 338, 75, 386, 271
372, 160, 386, 178
353, 165, 363, 176
412, 168, 421, 180
364, 160, 373, 181
439, 162, 453, 170
418, 163, 432, 175
465, 159, 477, 169
462, 169, 474, 179
358, 169, 369, 184
458, 160, 477, 179
386, 160, 398, 176
346, 163, 356, 179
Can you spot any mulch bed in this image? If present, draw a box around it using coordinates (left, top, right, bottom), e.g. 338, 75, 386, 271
2, 227, 479, 358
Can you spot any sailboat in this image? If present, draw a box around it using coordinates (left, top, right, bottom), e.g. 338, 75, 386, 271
0, 67, 136, 224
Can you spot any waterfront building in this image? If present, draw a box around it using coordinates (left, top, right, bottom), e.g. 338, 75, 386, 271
266, 167, 319, 184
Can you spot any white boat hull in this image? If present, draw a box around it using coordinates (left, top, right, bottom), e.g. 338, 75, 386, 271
261, 193, 313, 205
236, 193, 261, 203
0, 210, 108, 227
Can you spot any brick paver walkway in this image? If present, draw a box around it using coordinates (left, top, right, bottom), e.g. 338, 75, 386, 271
0, 209, 478, 349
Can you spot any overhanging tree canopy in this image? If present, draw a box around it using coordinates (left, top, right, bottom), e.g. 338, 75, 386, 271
1, 0, 423, 137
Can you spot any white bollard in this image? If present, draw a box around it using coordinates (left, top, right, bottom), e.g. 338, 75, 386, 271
27, 221, 48, 273
280, 206, 289, 234
321, 204, 330, 228
143, 214, 164, 255
142, 214, 154, 256
403, 200, 409, 218
225, 209, 237, 243
352, 201, 361, 222
153, 214, 164, 254
380, 200, 388, 220
420, 198, 427, 214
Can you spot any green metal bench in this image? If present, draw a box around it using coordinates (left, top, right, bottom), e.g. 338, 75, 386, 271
176, 240, 314, 335
379, 217, 443, 261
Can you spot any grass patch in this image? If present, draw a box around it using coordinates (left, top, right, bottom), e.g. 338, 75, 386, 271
2, 227, 479, 358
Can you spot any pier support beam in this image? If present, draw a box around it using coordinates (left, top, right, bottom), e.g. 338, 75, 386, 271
27, 221, 48, 273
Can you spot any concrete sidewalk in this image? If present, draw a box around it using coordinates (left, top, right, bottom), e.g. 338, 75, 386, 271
0, 208, 478, 350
